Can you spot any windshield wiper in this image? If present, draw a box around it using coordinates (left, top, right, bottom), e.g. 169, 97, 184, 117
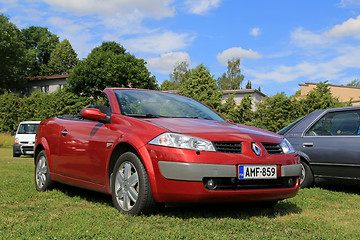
124, 113, 169, 118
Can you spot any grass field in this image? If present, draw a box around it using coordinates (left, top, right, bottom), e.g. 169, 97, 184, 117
1, 147, 359, 239
0, 133, 13, 148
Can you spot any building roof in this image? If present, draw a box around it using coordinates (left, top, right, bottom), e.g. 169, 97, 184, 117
27, 74, 70, 81
222, 89, 267, 97
299, 82, 360, 90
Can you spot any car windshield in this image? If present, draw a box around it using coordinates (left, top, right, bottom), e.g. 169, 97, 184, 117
277, 117, 304, 135
17, 124, 39, 134
114, 90, 226, 122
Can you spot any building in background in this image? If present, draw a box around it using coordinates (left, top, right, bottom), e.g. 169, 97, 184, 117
27, 74, 69, 94
221, 89, 267, 111
299, 82, 360, 106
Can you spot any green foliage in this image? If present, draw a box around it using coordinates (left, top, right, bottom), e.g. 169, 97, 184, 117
245, 80, 252, 89
217, 58, 244, 90
300, 81, 347, 115
0, 14, 28, 93
161, 61, 190, 90
347, 79, 360, 87
41, 39, 79, 75
21, 26, 60, 77
179, 64, 222, 110
253, 92, 303, 132
237, 95, 254, 124
0, 89, 91, 132
67, 41, 157, 98
218, 94, 238, 121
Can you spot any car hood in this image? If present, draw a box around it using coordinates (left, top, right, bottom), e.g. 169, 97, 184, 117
143, 118, 283, 143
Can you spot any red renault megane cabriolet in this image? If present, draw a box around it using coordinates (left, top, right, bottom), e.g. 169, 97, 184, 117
34, 88, 301, 215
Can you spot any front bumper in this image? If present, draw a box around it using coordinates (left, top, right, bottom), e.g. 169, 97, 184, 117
158, 161, 302, 181
13, 144, 35, 155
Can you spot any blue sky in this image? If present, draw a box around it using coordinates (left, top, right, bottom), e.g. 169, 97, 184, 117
1, 0, 360, 96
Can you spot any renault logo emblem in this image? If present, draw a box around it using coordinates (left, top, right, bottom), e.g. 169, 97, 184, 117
251, 143, 261, 156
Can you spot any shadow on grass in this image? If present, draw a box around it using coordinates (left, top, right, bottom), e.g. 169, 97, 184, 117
52, 183, 302, 219
158, 201, 302, 219
315, 179, 360, 195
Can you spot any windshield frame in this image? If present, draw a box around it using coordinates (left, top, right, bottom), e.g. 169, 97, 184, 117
113, 89, 226, 122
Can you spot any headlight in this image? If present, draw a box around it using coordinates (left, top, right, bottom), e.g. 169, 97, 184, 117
14, 138, 19, 144
280, 138, 295, 154
149, 133, 216, 152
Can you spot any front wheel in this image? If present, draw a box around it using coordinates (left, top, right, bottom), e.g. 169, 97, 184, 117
111, 152, 156, 215
299, 160, 314, 188
35, 150, 53, 191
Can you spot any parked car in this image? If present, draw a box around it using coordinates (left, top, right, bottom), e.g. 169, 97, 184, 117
13, 121, 40, 157
35, 88, 301, 215
278, 106, 360, 188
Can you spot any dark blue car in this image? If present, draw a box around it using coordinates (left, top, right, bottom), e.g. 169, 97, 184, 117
278, 106, 360, 188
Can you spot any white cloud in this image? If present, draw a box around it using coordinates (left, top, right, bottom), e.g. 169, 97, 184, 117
337, 0, 360, 8
185, 0, 222, 15
125, 31, 194, 54
217, 47, 262, 66
249, 27, 260, 37
291, 27, 333, 48
325, 15, 360, 38
147, 52, 191, 73
42, 0, 175, 20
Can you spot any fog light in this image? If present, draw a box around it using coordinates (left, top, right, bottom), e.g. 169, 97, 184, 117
205, 179, 217, 190
288, 178, 294, 187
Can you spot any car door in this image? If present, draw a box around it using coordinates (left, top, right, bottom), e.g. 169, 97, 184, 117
299, 109, 360, 179
56, 119, 112, 184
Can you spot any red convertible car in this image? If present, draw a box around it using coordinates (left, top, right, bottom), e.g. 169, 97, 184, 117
34, 88, 301, 215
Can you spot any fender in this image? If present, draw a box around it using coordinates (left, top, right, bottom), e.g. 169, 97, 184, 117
35, 137, 52, 170
105, 131, 161, 200
297, 150, 311, 165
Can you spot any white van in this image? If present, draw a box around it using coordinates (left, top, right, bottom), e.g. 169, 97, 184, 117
13, 121, 40, 157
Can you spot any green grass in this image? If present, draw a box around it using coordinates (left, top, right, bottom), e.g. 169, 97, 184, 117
0, 133, 14, 148
1, 147, 359, 239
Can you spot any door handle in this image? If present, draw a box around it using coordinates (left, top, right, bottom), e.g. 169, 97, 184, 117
60, 130, 68, 136
303, 142, 313, 147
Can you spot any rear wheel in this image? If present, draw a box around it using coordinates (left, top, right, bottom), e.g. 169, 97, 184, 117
111, 152, 156, 215
35, 150, 53, 191
299, 160, 314, 188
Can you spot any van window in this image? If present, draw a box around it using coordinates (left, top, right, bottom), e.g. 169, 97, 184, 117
18, 124, 39, 134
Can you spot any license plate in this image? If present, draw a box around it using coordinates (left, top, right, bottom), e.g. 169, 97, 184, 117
25, 151, 34, 154
238, 165, 277, 179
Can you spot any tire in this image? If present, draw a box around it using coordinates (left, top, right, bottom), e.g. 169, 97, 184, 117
35, 150, 53, 191
13, 153, 21, 157
111, 152, 156, 215
299, 160, 314, 188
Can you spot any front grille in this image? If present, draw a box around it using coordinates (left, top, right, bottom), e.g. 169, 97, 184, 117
213, 141, 242, 154
262, 142, 283, 155
22, 146, 34, 151
203, 177, 296, 190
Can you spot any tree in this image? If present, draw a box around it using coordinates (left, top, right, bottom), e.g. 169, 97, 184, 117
218, 94, 238, 121
0, 14, 28, 93
67, 41, 157, 98
161, 61, 190, 90
245, 80, 252, 89
300, 81, 348, 115
237, 95, 254, 124
21, 26, 59, 76
253, 92, 302, 132
41, 39, 79, 75
217, 58, 244, 90
347, 79, 360, 87
179, 64, 222, 110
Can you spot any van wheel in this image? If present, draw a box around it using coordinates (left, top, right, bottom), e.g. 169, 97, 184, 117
111, 152, 156, 215
299, 160, 314, 188
35, 150, 53, 191
13, 153, 21, 157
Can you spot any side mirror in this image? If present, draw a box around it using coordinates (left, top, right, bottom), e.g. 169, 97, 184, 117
227, 119, 234, 123
81, 108, 110, 123
11, 130, 15, 136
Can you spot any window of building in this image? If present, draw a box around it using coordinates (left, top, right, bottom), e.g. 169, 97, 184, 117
41, 85, 49, 93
